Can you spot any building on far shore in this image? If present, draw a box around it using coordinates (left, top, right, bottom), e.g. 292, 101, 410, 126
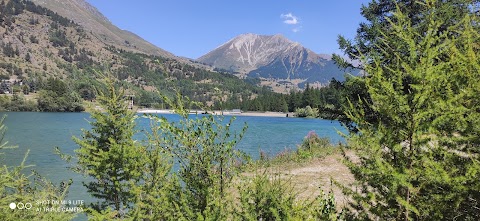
124, 94, 134, 110
230, 109, 242, 114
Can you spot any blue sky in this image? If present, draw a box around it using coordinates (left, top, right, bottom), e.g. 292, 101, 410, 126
86, 0, 370, 59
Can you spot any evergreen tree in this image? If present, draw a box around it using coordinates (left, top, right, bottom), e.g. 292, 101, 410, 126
147, 93, 248, 217
278, 96, 288, 113
302, 83, 315, 108
341, 1, 480, 220
14, 46, 19, 57
72, 79, 142, 218
2, 42, 14, 57
333, 0, 479, 131
25, 52, 30, 62
335, 0, 478, 69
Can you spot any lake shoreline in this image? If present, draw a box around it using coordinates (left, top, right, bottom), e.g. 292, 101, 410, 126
137, 109, 294, 118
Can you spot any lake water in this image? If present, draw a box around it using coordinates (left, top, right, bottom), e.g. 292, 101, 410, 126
1, 112, 345, 218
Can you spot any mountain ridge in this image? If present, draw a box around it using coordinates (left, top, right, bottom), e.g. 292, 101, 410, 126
30, 0, 175, 58
198, 33, 330, 72
197, 33, 350, 89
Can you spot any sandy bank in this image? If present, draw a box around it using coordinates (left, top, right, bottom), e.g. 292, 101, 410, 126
137, 109, 294, 118
137, 109, 173, 114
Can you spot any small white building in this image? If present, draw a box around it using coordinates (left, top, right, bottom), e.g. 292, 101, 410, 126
230, 109, 242, 114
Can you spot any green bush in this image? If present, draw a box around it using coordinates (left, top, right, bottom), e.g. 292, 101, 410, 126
10, 94, 37, 111
294, 106, 319, 118
253, 131, 336, 167
37, 90, 84, 112
301, 130, 330, 150
297, 131, 334, 161
235, 171, 343, 220
236, 172, 297, 220
0, 94, 38, 111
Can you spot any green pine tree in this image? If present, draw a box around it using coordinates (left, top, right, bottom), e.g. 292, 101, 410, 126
146, 92, 248, 218
72, 79, 142, 218
340, 1, 480, 220
333, 0, 479, 131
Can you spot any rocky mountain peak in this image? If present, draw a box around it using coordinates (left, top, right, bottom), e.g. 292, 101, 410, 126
197, 33, 355, 88
198, 33, 316, 73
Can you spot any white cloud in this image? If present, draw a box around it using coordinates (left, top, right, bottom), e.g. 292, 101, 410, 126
292, 26, 302, 33
281, 13, 299, 25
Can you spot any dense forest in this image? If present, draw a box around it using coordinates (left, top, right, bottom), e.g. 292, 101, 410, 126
217, 77, 365, 129
219, 79, 346, 113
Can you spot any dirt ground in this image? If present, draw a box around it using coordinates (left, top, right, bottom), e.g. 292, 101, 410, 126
255, 152, 356, 207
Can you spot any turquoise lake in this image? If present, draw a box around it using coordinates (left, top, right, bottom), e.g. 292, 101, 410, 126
1, 112, 346, 218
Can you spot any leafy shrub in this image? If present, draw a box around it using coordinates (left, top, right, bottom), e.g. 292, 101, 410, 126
10, 94, 37, 111
236, 172, 297, 220
296, 131, 333, 161
301, 130, 330, 150
236, 171, 343, 220
37, 89, 84, 112
253, 131, 336, 167
0, 94, 38, 111
294, 105, 319, 118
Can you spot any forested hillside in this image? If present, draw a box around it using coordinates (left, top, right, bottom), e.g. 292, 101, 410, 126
0, 0, 274, 111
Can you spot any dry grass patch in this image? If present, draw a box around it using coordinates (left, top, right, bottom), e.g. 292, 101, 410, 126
246, 151, 355, 207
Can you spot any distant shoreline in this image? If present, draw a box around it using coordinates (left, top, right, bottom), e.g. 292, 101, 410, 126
137, 109, 294, 118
